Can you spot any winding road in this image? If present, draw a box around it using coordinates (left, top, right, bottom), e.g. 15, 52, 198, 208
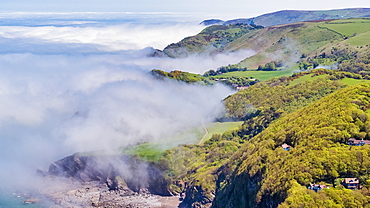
198, 122, 209, 145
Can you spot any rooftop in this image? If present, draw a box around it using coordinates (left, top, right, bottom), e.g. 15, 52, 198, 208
344, 178, 359, 184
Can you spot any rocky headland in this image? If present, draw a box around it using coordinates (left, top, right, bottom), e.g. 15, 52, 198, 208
35, 154, 180, 208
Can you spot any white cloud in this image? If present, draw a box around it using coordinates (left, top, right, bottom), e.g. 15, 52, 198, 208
0, 52, 234, 189
143, 49, 256, 74
0, 23, 204, 51
0, 13, 246, 191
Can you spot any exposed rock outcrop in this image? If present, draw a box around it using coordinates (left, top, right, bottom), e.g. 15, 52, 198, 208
48, 154, 171, 196
39, 154, 177, 207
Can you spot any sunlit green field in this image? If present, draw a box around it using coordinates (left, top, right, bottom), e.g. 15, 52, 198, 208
319, 18, 370, 37
289, 75, 370, 87
339, 78, 370, 86
345, 30, 370, 46
202, 121, 243, 141
212, 68, 297, 81
289, 74, 328, 86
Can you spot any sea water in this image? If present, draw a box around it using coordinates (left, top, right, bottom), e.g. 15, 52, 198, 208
0, 188, 40, 208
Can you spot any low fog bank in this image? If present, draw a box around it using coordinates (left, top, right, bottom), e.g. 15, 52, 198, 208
145, 49, 256, 74
0, 52, 234, 191
0, 13, 247, 194
0, 19, 205, 52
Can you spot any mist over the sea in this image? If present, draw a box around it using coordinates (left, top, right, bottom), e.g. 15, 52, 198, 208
0, 12, 243, 193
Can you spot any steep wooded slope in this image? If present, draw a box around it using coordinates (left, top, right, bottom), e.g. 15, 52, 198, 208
155, 74, 359, 207
212, 84, 370, 207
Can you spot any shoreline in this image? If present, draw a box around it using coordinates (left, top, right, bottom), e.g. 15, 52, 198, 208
32, 177, 181, 208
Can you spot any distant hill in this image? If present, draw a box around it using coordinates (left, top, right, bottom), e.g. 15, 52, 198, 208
199, 19, 224, 26
201, 8, 370, 27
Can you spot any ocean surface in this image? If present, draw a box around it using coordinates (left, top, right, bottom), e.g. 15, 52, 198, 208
0, 12, 238, 207
0, 188, 39, 208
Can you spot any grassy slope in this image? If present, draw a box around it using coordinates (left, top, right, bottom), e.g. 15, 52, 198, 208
288, 74, 328, 86
310, 19, 370, 56
206, 18, 370, 83
164, 18, 370, 75
212, 68, 296, 81
346, 30, 370, 46
163, 24, 261, 58
318, 18, 370, 36
316, 18, 370, 48
283, 74, 370, 87
234, 21, 344, 68
339, 78, 370, 85
203, 121, 243, 141
252, 8, 370, 27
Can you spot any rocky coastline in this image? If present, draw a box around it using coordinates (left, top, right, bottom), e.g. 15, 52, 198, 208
32, 154, 180, 208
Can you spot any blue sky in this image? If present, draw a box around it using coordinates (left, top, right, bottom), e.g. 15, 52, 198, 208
1, 0, 370, 17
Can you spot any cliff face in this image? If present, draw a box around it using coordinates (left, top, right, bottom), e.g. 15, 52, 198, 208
211, 170, 264, 208
48, 154, 171, 196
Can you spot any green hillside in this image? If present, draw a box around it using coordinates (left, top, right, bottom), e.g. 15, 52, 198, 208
221, 8, 370, 27
162, 18, 370, 71
163, 24, 262, 58
318, 18, 370, 37
149, 61, 370, 206
151, 69, 213, 85
153, 71, 346, 203
157, 18, 370, 93
221, 18, 370, 69
154, 81, 370, 208
205, 9, 370, 27
212, 84, 370, 208
211, 68, 296, 81
254, 8, 370, 26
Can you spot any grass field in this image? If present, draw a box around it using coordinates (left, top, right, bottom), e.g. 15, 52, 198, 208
346, 30, 370, 46
289, 74, 328, 86
289, 75, 370, 87
123, 143, 167, 162
319, 19, 370, 38
122, 121, 244, 161
339, 78, 370, 86
202, 121, 243, 141
212, 68, 297, 81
